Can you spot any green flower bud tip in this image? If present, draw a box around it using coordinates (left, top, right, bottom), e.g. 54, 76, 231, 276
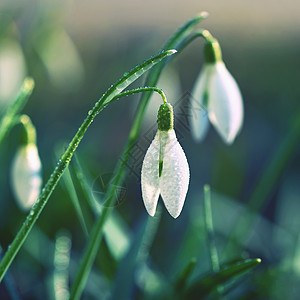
204, 39, 222, 63
157, 103, 174, 131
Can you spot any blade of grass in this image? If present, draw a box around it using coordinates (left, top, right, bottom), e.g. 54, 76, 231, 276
0, 78, 34, 146
203, 185, 223, 299
69, 13, 209, 300
0, 49, 175, 282
184, 258, 261, 298
69, 155, 100, 215
174, 258, 197, 293
204, 185, 220, 274
61, 165, 90, 239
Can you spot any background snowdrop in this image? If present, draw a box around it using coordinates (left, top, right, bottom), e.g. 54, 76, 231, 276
190, 38, 244, 144
10, 115, 42, 211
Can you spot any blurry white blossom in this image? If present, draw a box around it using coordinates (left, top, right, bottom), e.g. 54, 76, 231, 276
11, 144, 42, 211
190, 40, 244, 144
0, 39, 26, 109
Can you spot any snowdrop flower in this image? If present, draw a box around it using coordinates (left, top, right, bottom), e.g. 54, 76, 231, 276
0, 38, 26, 109
141, 102, 190, 218
11, 116, 42, 211
190, 39, 244, 144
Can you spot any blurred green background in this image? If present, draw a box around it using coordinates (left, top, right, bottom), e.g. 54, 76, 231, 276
0, 0, 300, 299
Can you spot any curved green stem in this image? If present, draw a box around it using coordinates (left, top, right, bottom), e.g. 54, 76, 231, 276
0, 50, 175, 282
69, 12, 209, 300
107, 87, 167, 107
0, 78, 34, 147
176, 29, 215, 54
18, 115, 37, 145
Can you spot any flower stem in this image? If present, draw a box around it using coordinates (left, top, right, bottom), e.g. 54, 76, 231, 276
175, 29, 215, 54
203, 185, 224, 299
0, 50, 175, 283
69, 13, 209, 300
0, 78, 35, 146
18, 115, 37, 145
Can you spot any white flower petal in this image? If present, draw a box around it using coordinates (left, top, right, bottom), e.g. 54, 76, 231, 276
11, 144, 42, 211
0, 39, 26, 108
159, 130, 190, 218
141, 132, 160, 216
189, 65, 211, 142
208, 62, 244, 144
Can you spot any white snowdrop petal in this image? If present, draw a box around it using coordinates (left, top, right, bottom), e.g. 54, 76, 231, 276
190, 65, 211, 142
0, 39, 26, 108
159, 130, 190, 218
208, 62, 244, 144
11, 144, 42, 211
141, 132, 160, 216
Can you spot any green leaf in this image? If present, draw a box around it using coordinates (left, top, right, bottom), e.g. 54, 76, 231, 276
174, 258, 197, 293
185, 258, 261, 298
0, 78, 34, 146
60, 166, 90, 239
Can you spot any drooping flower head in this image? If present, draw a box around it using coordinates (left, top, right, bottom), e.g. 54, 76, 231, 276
190, 36, 244, 145
11, 115, 42, 211
141, 101, 190, 218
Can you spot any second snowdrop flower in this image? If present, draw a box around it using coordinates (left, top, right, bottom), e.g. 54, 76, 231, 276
141, 101, 190, 218
190, 37, 244, 144
11, 115, 42, 211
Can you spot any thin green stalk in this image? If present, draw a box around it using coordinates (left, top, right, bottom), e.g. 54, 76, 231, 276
204, 185, 220, 273
61, 166, 90, 239
176, 29, 214, 52
0, 78, 34, 146
203, 185, 223, 299
225, 109, 300, 256
69, 155, 101, 216
0, 50, 175, 282
69, 13, 209, 300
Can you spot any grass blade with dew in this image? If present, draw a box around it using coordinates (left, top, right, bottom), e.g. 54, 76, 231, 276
0, 49, 175, 282
0, 78, 34, 146
184, 258, 261, 299
69, 13, 209, 300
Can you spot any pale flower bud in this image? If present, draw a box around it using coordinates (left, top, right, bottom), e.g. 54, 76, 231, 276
11, 144, 42, 211
141, 103, 190, 218
190, 39, 244, 144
